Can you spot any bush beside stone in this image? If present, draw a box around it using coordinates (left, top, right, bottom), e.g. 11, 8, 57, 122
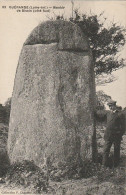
5, 160, 49, 193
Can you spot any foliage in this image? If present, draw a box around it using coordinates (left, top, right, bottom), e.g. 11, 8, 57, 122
95, 74, 117, 86
0, 104, 7, 124
96, 90, 112, 108
0, 98, 11, 124
4, 98, 11, 124
57, 11, 126, 78
0, 123, 10, 177
5, 160, 49, 193
70, 10, 126, 75
0, 151, 10, 177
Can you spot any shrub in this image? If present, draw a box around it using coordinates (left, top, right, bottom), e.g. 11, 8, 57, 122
0, 123, 10, 177
5, 160, 49, 193
0, 151, 10, 177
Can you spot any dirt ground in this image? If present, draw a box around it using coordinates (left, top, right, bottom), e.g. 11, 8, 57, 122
0, 175, 125, 195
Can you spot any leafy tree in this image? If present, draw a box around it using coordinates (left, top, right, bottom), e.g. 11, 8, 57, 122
69, 10, 126, 76
56, 11, 126, 77
95, 74, 117, 86
0, 98, 11, 124
0, 104, 7, 124
96, 90, 112, 109
4, 97, 11, 124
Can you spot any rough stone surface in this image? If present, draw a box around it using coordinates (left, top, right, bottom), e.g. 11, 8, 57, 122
8, 20, 96, 168
24, 20, 89, 51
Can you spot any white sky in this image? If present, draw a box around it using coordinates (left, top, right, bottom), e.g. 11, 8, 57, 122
0, 1, 126, 107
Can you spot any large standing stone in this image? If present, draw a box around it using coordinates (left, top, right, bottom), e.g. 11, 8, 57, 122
8, 20, 96, 168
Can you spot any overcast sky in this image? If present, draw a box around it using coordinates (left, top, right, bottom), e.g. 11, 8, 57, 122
0, 0, 126, 107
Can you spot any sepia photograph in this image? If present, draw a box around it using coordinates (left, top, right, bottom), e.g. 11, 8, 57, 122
0, 0, 126, 194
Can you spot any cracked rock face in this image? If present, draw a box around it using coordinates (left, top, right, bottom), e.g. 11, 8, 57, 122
8, 20, 96, 168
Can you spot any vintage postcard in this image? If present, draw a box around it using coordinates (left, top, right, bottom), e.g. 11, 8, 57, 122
0, 1, 126, 194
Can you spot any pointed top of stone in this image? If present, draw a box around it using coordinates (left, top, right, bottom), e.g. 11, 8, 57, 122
24, 20, 89, 51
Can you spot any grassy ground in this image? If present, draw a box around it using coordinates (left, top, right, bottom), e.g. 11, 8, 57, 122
0, 122, 125, 195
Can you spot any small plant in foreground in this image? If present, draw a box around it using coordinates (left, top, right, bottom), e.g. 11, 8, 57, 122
5, 160, 49, 193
